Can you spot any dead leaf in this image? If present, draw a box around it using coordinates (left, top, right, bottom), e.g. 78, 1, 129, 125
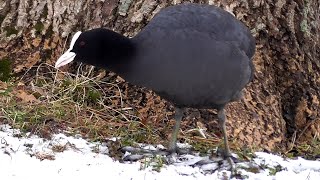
35, 152, 55, 161
32, 38, 42, 47
13, 65, 24, 73
17, 82, 25, 86
15, 90, 40, 103
0, 81, 7, 90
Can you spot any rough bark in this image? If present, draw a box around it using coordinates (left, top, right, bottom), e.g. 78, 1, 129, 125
0, 0, 319, 150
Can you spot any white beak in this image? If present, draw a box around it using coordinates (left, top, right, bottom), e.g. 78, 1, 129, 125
55, 31, 82, 68
55, 51, 76, 68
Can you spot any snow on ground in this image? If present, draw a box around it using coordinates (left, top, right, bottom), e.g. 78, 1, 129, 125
1, 124, 320, 180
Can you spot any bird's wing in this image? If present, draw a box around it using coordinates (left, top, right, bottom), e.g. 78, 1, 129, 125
136, 3, 255, 59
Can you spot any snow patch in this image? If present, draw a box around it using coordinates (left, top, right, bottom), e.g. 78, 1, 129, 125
1, 125, 320, 180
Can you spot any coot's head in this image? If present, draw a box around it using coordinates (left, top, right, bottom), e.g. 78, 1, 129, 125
55, 29, 106, 68
55, 29, 134, 69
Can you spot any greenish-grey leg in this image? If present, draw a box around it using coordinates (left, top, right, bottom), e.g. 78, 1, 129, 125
168, 107, 184, 153
217, 108, 235, 170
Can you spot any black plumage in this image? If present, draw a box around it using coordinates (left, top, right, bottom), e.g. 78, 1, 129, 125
55, 3, 256, 170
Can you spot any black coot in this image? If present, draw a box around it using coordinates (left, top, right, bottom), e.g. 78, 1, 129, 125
55, 3, 256, 170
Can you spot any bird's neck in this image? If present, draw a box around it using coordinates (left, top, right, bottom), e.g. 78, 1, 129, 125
95, 29, 135, 74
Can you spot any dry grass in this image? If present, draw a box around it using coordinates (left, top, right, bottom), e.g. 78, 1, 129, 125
0, 63, 221, 153
1, 63, 146, 142
285, 127, 320, 160
2, 63, 318, 159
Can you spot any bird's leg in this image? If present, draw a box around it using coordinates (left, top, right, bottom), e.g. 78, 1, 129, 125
168, 107, 184, 153
217, 108, 235, 171
122, 108, 185, 161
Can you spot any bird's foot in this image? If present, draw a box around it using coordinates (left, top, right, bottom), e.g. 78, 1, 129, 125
215, 147, 240, 175
121, 145, 191, 162
227, 157, 242, 179
226, 156, 236, 172
167, 145, 192, 155
223, 154, 241, 178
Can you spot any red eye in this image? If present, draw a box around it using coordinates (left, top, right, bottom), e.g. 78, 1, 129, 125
79, 41, 86, 46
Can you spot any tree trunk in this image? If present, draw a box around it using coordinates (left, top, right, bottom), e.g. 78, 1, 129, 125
0, 0, 319, 150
